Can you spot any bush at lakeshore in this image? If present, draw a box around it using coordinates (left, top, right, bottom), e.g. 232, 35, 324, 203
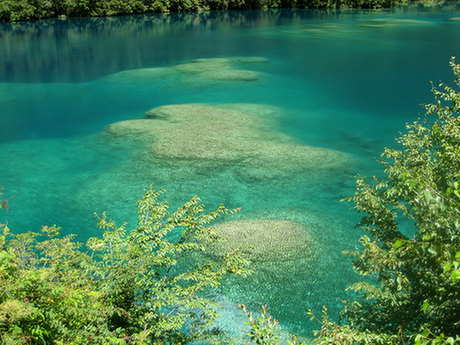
242, 58, 460, 345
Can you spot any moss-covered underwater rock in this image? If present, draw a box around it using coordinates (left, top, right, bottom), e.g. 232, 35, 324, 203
233, 141, 349, 182
210, 219, 313, 262
105, 103, 351, 179
106, 103, 267, 161
98, 56, 267, 85
173, 57, 267, 82
105, 119, 160, 140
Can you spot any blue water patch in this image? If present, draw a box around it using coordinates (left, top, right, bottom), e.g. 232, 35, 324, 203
1, 7, 459, 338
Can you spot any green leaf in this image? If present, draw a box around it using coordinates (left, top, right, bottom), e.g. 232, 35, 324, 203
451, 270, 460, 282
443, 262, 452, 273
428, 247, 437, 255
422, 301, 430, 311
423, 190, 434, 203
394, 239, 404, 249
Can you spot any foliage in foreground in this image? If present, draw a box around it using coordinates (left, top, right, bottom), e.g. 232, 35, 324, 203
241, 59, 460, 345
340, 57, 460, 344
0, 0, 412, 22
0, 188, 249, 344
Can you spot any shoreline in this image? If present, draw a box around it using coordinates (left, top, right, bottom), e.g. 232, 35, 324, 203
1, 0, 458, 23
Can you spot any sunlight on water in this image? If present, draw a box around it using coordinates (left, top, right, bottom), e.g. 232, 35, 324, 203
1, 7, 459, 338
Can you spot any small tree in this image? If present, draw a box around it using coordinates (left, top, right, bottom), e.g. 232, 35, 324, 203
341, 58, 460, 343
0, 188, 249, 344
240, 59, 460, 345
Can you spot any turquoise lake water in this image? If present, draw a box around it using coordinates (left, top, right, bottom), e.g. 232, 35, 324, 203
1, 7, 460, 339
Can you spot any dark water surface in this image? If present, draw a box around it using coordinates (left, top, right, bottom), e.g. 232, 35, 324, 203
1, 7, 459, 338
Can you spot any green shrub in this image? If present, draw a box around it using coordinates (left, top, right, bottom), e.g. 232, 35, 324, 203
339, 58, 460, 344
239, 59, 460, 345
0, 188, 249, 344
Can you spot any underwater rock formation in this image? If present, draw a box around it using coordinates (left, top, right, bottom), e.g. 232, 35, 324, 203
172, 58, 259, 81
105, 119, 159, 140
105, 103, 350, 179
99, 56, 267, 85
210, 219, 312, 262
107, 104, 263, 161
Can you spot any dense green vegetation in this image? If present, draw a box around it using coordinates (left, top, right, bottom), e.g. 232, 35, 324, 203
0, 0, 421, 22
0, 189, 249, 344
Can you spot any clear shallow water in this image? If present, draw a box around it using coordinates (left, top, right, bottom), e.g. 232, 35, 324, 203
1, 7, 460, 339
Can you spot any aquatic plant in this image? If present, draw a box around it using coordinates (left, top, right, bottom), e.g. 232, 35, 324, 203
0, 186, 9, 210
